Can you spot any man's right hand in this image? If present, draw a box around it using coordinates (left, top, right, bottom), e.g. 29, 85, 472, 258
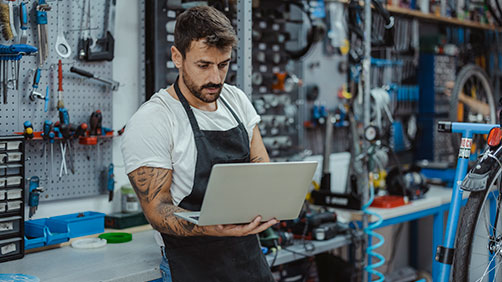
203, 216, 278, 237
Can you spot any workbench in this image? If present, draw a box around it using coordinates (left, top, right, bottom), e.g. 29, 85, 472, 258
0, 185, 462, 281
0, 227, 356, 281
0, 229, 162, 282
333, 185, 469, 279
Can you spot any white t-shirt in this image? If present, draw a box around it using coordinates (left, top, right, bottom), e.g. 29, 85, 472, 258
121, 84, 261, 206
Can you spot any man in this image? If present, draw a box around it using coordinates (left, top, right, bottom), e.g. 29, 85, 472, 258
121, 5, 276, 282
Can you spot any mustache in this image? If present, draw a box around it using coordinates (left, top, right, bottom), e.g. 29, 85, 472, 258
201, 83, 223, 89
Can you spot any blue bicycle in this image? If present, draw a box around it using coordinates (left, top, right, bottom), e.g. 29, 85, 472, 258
434, 121, 502, 281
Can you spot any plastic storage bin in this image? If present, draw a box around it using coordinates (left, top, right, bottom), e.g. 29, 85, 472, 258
49, 211, 105, 238
25, 218, 69, 246
0, 216, 21, 238
0, 237, 22, 261
24, 234, 46, 250
24, 220, 47, 249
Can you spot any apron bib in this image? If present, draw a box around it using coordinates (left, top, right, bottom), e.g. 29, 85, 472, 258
161, 79, 273, 282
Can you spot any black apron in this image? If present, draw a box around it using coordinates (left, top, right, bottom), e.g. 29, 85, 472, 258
161, 79, 274, 282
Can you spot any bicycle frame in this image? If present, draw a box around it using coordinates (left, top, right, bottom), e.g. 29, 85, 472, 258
435, 121, 499, 282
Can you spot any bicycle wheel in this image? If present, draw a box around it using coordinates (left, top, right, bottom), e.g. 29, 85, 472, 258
449, 65, 496, 160
453, 172, 502, 281
450, 64, 496, 125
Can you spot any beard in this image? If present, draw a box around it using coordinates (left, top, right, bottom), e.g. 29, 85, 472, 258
182, 68, 223, 103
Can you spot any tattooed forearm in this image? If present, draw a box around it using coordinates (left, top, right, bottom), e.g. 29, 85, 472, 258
129, 167, 170, 203
128, 167, 207, 236
153, 204, 206, 236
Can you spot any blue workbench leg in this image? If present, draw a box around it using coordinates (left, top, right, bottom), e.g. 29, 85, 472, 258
432, 210, 444, 279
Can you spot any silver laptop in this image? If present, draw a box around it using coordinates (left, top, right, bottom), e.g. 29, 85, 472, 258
174, 161, 317, 226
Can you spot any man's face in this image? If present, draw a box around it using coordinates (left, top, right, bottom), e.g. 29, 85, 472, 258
180, 40, 232, 103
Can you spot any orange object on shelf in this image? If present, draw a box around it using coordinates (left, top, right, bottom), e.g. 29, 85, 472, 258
370, 195, 407, 208
14, 131, 43, 139
79, 136, 98, 145
15, 131, 114, 142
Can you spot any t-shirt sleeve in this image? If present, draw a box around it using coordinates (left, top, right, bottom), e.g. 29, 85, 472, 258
227, 85, 261, 141
121, 103, 173, 174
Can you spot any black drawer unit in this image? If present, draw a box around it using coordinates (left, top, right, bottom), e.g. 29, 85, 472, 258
0, 136, 25, 262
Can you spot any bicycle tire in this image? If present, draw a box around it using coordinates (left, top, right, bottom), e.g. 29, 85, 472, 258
453, 170, 502, 281
449, 65, 496, 161
449, 65, 496, 125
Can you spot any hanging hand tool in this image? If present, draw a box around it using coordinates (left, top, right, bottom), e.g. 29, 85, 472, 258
55, 0, 70, 58
74, 122, 88, 138
29, 74, 50, 112
53, 124, 61, 138
80, 0, 115, 61
78, 0, 90, 60
34, 0, 50, 99
41, 120, 52, 183
48, 131, 54, 183
28, 176, 44, 218
70, 66, 119, 90
6, 0, 16, 38
36, 0, 50, 66
41, 120, 52, 156
18, 2, 28, 44
57, 59, 64, 109
23, 120, 33, 139
59, 108, 69, 125
0, 1, 14, 41
0, 44, 37, 95
58, 133, 67, 177
107, 163, 115, 201
44, 86, 49, 112
29, 67, 43, 100
90, 110, 102, 136
60, 123, 74, 174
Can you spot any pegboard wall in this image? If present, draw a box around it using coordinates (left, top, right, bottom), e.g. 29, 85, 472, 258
0, 0, 115, 201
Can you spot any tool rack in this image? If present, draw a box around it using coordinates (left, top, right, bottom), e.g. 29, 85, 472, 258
0, 0, 115, 202
0, 136, 25, 262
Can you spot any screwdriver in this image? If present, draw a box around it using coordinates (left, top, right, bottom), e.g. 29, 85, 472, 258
60, 123, 74, 174
23, 121, 33, 139
41, 120, 52, 181
90, 110, 102, 135
59, 107, 69, 125
74, 123, 88, 138
48, 131, 55, 183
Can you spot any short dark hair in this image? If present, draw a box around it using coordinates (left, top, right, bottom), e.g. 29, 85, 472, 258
174, 6, 237, 58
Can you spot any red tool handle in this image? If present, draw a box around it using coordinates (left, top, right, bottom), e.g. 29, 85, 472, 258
58, 60, 63, 92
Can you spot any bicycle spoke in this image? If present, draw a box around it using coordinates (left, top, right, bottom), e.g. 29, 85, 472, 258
475, 257, 502, 282
470, 259, 498, 272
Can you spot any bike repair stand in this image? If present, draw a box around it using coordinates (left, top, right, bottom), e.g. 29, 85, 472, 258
434, 121, 496, 282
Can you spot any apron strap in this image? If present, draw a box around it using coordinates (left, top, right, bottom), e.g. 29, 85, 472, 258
174, 77, 203, 137
174, 76, 245, 135
219, 97, 245, 127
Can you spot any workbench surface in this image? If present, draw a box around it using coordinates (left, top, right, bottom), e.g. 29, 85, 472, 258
0, 230, 162, 282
